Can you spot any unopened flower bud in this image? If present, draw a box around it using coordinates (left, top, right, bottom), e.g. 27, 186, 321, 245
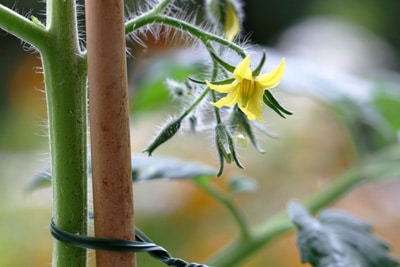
205, 0, 242, 41
143, 118, 182, 156
216, 123, 233, 164
215, 123, 244, 176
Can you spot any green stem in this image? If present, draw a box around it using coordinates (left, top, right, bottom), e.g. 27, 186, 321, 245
44, 1, 87, 267
196, 180, 251, 240
209, 55, 224, 123
125, 15, 245, 57
179, 87, 210, 120
0, 4, 47, 48
0, 2, 87, 266
207, 152, 400, 267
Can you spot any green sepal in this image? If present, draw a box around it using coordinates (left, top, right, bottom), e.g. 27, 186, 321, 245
216, 147, 225, 177
252, 50, 266, 77
188, 77, 207, 84
189, 76, 235, 85
210, 51, 236, 73
232, 107, 265, 153
263, 90, 293, 118
216, 124, 233, 164
215, 123, 244, 176
208, 77, 235, 85
264, 90, 293, 116
226, 127, 244, 169
263, 94, 287, 118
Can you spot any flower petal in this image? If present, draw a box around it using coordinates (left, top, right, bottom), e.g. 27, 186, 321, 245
213, 89, 240, 108
206, 80, 237, 93
233, 56, 253, 80
255, 58, 285, 89
239, 86, 265, 122
224, 2, 240, 41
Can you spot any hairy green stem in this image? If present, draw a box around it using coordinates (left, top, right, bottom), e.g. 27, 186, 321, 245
207, 151, 400, 267
0, 2, 87, 266
209, 57, 223, 123
179, 87, 210, 120
44, 1, 88, 266
0, 4, 46, 48
125, 15, 245, 57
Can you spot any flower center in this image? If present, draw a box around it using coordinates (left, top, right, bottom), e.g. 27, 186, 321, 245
240, 79, 254, 107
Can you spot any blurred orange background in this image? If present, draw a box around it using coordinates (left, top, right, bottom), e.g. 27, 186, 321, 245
1, 0, 400, 266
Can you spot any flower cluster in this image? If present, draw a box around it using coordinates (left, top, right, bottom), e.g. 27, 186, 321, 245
140, 0, 291, 175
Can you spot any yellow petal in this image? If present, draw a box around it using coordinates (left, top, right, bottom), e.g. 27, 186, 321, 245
233, 56, 253, 80
239, 86, 265, 122
255, 58, 286, 89
224, 2, 240, 41
213, 89, 240, 107
206, 80, 237, 93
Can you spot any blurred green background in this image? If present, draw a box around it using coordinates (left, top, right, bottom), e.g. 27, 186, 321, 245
1, 0, 400, 266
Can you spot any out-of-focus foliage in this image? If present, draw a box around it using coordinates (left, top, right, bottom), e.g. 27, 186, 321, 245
1, 0, 400, 266
26, 155, 216, 193
129, 57, 204, 114
289, 201, 399, 267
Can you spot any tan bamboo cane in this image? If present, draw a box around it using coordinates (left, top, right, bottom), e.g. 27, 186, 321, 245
85, 0, 136, 266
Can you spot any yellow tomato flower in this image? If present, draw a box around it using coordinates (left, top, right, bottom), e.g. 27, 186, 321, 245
206, 56, 286, 122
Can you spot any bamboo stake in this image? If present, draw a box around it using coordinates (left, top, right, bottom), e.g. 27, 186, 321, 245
85, 0, 136, 266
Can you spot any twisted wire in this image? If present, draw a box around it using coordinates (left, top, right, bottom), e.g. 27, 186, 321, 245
50, 219, 211, 267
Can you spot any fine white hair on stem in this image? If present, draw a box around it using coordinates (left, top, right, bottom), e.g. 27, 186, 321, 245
37, 0, 47, 17
126, 0, 229, 53
75, 2, 87, 52
186, 98, 219, 132
125, 0, 162, 19
12, 5, 40, 52
34, 111, 49, 139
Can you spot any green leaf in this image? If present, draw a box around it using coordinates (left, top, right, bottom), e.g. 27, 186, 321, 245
288, 201, 399, 267
131, 155, 215, 181
228, 173, 258, 195
27, 156, 216, 191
